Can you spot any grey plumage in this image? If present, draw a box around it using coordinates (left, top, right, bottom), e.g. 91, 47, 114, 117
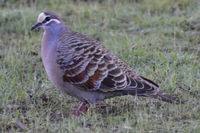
31, 12, 182, 107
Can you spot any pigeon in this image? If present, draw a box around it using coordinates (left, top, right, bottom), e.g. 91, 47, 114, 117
31, 12, 182, 115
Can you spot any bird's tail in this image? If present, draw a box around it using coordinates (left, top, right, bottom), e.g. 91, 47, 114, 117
149, 90, 184, 104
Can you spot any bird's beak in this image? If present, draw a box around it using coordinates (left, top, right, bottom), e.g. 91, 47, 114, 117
31, 22, 43, 30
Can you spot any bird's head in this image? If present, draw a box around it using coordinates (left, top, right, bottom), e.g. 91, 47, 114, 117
31, 12, 62, 30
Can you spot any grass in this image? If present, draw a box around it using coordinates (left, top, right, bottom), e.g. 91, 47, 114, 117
0, 0, 200, 132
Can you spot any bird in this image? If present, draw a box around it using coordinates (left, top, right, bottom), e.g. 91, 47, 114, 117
31, 12, 182, 115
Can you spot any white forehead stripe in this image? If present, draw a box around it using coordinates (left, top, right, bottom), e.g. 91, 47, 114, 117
37, 12, 47, 22
37, 12, 61, 24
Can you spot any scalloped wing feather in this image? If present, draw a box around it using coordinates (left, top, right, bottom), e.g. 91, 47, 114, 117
56, 30, 160, 95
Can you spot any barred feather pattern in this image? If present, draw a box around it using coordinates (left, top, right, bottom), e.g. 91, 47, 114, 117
56, 29, 160, 96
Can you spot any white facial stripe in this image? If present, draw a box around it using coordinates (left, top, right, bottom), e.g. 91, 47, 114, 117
37, 12, 47, 23
50, 19, 61, 23
44, 19, 61, 25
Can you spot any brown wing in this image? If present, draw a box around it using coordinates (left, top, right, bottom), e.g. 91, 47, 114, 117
56, 30, 159, 95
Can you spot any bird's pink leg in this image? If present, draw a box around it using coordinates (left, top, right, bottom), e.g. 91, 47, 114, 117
72, 103, 108, 116
72, 103, 89, 116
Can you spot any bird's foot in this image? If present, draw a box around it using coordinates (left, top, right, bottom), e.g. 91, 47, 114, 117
72, 103, 108, 116
72, 103, 89, 116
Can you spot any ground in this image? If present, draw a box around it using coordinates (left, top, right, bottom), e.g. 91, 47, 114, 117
0, 0, 200, 132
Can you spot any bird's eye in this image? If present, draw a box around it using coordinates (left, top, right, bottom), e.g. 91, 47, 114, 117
45, 17, 51, 21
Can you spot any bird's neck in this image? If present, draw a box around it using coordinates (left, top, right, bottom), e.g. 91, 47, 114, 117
41, 24, 70, 61
44, 24, 66, 40
41, 25, 64, 59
